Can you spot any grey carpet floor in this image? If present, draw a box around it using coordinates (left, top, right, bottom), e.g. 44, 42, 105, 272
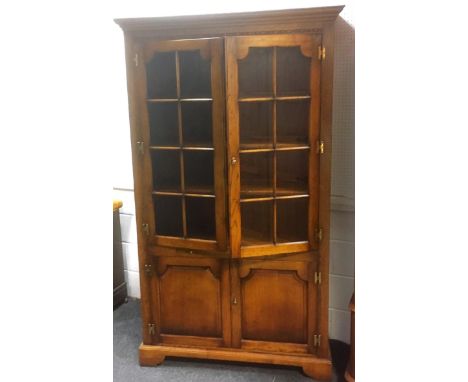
114, 299, 340, 382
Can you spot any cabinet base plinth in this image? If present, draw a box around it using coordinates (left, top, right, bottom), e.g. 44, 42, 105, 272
139, 343, 332, 380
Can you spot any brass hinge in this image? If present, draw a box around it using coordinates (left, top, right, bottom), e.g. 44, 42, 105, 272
137, 141, 144, 155
142, 223, 149, 235
134, 53, 139, 67
313, 334, 321, 347
315, 227, 323, 242
316, 140, 324, 154
144, 264, 152, 277
318, 46, 326, 61
314, 271, 322, 285
148, 323, 156, 336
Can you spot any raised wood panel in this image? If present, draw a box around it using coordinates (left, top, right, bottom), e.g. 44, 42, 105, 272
240, 268, 307, 344
157, 259, 222, 338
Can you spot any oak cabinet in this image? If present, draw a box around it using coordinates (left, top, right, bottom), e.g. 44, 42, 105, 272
116, 6, 343, 380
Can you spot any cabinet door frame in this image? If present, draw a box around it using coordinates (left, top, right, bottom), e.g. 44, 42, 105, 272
230, 256, 318, 353
226, 34, 322, 258
136, 38, 227, 252
149, 255, 232, 348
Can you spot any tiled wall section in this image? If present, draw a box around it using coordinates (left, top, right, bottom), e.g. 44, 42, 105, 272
113, 189, 140, 299
113, 15, 354, 343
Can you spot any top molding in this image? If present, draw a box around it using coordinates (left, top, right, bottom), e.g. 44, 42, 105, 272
114, 6, 344, 37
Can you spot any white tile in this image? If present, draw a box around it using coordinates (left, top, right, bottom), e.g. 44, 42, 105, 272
329, 308, 351, 343
330, 240, 355, 277
113, 189, 136, 215
329, 275, 354, 311
122, 242, 140, 272
330, 210, 355, 242
119, 213, 137, 244
124, 270, 141, 299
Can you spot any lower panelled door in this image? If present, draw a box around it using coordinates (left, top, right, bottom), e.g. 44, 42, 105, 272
149, 255, 232, 348
230, 257, 318, 354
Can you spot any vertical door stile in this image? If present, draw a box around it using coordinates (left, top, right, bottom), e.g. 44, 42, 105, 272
226, 37, 242, 258
308, 35, 322, 250
175, 50, 187, 239
211, 39, 228, 251
272, 46, 278, 245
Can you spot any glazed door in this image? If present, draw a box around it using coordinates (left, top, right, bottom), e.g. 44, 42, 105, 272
226, 34, 322, 258
137, 38, 227, 252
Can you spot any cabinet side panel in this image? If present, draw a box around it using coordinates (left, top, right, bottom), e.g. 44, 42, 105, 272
123, 34, 154, 345
317, 23, 336, 359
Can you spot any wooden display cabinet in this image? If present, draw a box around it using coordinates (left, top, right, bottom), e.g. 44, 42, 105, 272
115, 6, 343, 380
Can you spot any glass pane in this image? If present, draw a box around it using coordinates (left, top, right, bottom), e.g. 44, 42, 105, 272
276, 151, 308, 195
179, 50, 211, 98
186, 197, 215, 240
181, 101, 212, 147
276, 100, 309, 146
151, 150, 181, 192
239, 101, 273, 148
241, 201, 273, 246
184, 151, 214, 194
146, 52, 177, 99
240, 152, 273, 198
148, 102, 179, 146
276, 47, 310, 97
154, 195, 183, 237
277, 198, 308, 243
238, 47, 273, 98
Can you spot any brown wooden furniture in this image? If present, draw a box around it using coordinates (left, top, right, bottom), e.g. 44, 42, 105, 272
115, 6, 343, 380
113, 200, 127, 308
345, 293, 355, 382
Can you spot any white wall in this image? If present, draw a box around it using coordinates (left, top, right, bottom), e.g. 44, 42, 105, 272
112, 1, 354, 343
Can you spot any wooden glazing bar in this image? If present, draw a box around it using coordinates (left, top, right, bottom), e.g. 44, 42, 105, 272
146, 98, 213, 102
146, 98, 179, 103
153, 191, 215, 198
182, 146, 214, 151
276, 95, 311, 101
239, 147, 274, 153
239, 145, 310, 153
175, 50, 187, 238
238, 95, 311, 102
272, 46, 277, 244
185, 193, 216, 198
275, 194, 309, 200
152, 191, 183, 196
180, 98, 213, 102
149, 145, 180, 150
240, 196, 274, 203
149, 146, 214, 151
275, 145, 310, 151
